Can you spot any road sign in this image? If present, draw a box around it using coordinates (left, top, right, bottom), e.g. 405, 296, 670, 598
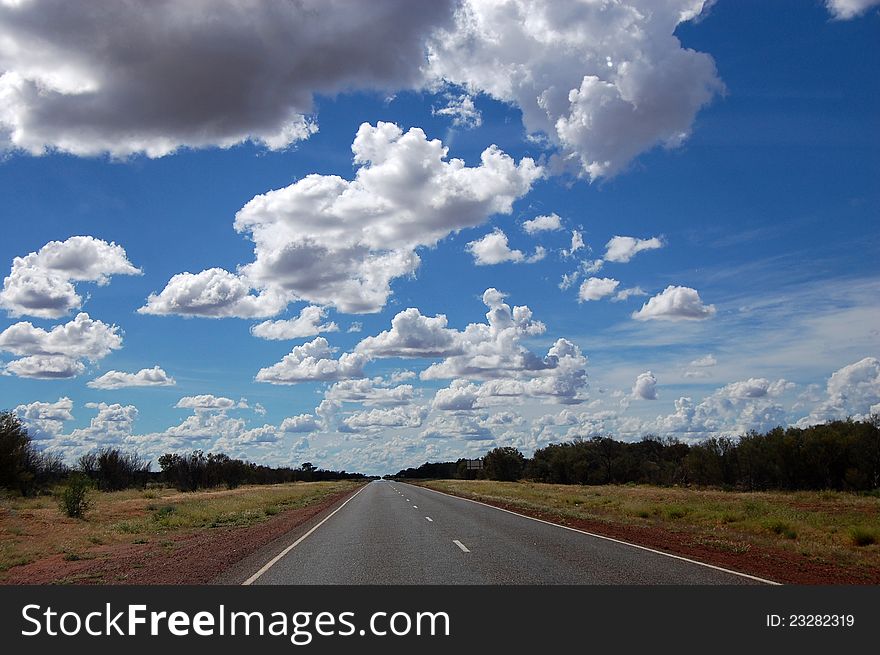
465, 459, 483, 470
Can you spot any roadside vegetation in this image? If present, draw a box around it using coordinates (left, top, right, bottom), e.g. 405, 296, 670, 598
0, 479, 362, 579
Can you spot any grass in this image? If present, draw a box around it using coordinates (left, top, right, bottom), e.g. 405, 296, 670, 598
417, 480, 880, 574
0, 480, 362, 579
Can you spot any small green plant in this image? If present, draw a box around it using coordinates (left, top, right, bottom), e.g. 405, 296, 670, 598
765, 519, 797, 539
58, 474, 91, 518
849, 527, 878, 547
264, 505, 280, 516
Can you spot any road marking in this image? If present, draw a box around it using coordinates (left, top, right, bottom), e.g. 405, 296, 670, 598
412, 505, 418, 508
453, 539, 470, 553
404, 482, 779, 585
242, 484, 368, 585
425, 516, 433, 522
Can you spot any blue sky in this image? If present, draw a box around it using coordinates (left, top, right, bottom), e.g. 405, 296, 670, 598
1, 0, 878, 474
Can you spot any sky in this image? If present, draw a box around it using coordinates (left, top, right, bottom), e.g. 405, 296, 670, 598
1, 0, 878, 475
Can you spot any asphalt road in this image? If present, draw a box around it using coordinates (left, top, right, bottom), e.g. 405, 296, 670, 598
245, 480, 771, 585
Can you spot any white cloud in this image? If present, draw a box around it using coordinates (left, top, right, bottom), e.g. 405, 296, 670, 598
280, 414, 320, 433
561, 230, 585, 258
420, 413, 494, 441
175, 394, 237, 411
0, 0, 456, 157
356, 308, 463, 358
0, 312, 122, 379
70, 402, 139, 444
797, 357, 880, 426
427, 0, 722, 179
612, 286, 647, 302
603, 235, 664, 263
0, 236, 140, 318
255, 336, 367, 384
324, 378, 415, 406
826, 0, 880, 19
139, 268, 291, 318
343, 406, 427, 432
632, 371, 658, 400
578, 277, 619, 302
433, 379, 481, 411
347, 322, 364, 334
433, 93, 482, 128
522, 213, 563, 234
150, 122, 541, 316
689, 354, 717, 367
13, 396, 73, 440
87, 366, 176, 390
250, 305, 339, 340
467, 228, 544, 265
632, 286, 716, 321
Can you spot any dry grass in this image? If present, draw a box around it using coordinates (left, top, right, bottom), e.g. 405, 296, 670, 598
0, 481, 361, 579
419, 480, 880, 572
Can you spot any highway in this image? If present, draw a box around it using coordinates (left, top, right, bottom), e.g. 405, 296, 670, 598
240, 480, 772, 585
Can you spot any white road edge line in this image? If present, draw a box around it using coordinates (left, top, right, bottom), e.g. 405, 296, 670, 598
425, 516, 433, 522
453, 539, 470, 553
404, 482, 780, 586
242, 484, 368, 585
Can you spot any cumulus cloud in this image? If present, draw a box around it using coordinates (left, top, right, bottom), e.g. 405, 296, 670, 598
561, 230, 585, 259
578, 277, 619, 302
0, 236, 140, 318
146, 123, 540, 317
343, 406, 427, 432
612, 286, 647, 302
0, 0, 455, 157
324, 378, 415, 406
255, 336, 367, 384
280, 414, 320, 433
138, 268, 291, 318
356, 308, 463, 358
13, 396, 73, 440
250, 305, 339, 340
632, 286, 716, 321
689, 354, 717, 368
522, 213, 563, 234
433, 92, 482, 128
633, 371, 658, 400
421, 413, 493, 441
603, 235, 663, 263
797, 357, 880, 426
87, 366, 175, 390
826, 0, 880, 19
175, 394, 237, 411
427, 0, 722, 179
467, 229, 544, 265
433, 379, 481, 411
0, 312, 122, 379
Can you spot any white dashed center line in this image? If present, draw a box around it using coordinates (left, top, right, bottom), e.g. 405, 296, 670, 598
412, 505, 418, 509
453, 540, 470, 553
425, 516, 433, 522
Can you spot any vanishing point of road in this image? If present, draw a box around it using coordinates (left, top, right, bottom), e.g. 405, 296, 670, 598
229, 480, 774, 585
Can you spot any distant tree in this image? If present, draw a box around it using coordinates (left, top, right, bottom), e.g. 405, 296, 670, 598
0, 411, 66, 495
483, 447, 526, 482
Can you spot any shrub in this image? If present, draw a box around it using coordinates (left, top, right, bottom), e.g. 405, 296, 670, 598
849, 527, 878, 547
59, 474, 91, 518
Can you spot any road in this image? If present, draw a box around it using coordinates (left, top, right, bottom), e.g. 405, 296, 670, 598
244, 480, 772, 585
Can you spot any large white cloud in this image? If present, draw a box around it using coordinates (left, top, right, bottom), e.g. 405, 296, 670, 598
144, 123, 540, 317
826, 0, 880, 19
87, 366, 176, 390
522, 213, 563, 234
0, 312, 122, 379
797, 357, 880, 426
1, 236, 140, 318
175, 394, 238, 411
343, 406, 427, 432
0, 0, 455, 157
632, 285, 715, 321
324, 378, 416, 406
255, 336, 368, 384
251, 305, 339, 341
427, 0, 722, 179
13, 396, 74, 440
138, 268, 291, 318
355, 308, 463, 358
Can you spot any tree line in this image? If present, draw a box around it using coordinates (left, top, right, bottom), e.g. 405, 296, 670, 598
0, 410, 367, 496
390, 416, 880, 492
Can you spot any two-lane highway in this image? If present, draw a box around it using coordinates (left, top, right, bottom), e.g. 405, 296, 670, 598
242, 481, 773, 585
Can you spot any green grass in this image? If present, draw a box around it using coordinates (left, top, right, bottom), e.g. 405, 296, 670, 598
417, 479, 880, 575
